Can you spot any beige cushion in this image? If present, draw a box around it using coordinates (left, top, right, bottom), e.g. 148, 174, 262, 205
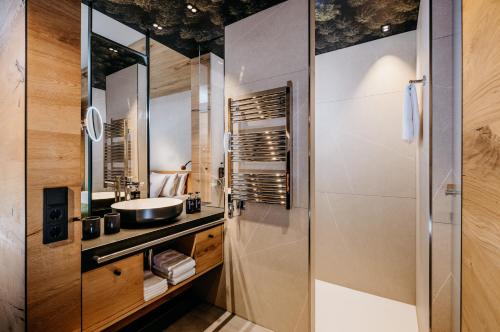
176, 173, 188, 196
150, 172, 168, 198
160, 173, 178, 197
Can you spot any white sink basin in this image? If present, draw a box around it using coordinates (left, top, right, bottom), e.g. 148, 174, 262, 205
111, 198, 183, 227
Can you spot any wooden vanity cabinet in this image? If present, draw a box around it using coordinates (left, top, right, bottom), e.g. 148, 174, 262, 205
82, 253, 144, 331
82, 224, 224, 331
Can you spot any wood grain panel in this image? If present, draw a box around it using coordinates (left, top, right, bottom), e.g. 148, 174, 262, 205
193, 225, 223, 273
462, 0, 500, 330
82, 254, 144, 331
26, 0, 82, 330
130, 39, 191, 98
0, 0, 26, 330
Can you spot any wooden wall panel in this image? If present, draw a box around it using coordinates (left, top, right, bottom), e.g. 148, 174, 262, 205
462, 0, 500, 330
130, 39, 191, 98
0, 1, 26, 330
27, 0, 82, 330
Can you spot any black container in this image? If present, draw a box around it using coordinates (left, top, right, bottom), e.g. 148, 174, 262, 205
186, 193, 196, 214
195, 192, 202, 212
104, 212, 121, 234
82, 216, 100, 240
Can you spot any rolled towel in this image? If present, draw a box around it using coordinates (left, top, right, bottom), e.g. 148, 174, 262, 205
167, 268, 195, 285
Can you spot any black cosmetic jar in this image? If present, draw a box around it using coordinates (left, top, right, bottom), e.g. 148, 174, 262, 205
82, 216, 101, 240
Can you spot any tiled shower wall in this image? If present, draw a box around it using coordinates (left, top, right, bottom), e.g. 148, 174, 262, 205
0, 0, 25, 330
431, 0, 462, 331
223, 0, 310, 331
315, 31, 417, 305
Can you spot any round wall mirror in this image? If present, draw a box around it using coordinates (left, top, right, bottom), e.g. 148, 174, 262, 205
85, 106, 104, 142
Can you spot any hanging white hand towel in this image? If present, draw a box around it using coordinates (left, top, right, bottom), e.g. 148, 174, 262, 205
402, 83, 420, 143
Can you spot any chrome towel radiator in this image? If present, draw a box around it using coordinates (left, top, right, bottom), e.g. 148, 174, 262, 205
228, 82, 292, 209
103, 118, 131, 187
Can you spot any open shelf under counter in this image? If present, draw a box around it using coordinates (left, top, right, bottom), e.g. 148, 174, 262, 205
81, 206, 225, 272
82, 215, 225, 331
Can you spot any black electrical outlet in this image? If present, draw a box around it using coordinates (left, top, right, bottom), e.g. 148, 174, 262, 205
43, 187, 68, 244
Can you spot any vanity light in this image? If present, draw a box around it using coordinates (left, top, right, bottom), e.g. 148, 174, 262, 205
381, 24, 391, 33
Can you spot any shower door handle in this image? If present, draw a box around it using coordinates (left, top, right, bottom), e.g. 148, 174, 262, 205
445, 184, 461, 196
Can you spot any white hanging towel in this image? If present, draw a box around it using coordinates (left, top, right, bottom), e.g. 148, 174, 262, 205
402, 83, 420, 143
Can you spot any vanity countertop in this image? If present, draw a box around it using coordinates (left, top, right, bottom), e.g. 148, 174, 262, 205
81, 206, 225, 271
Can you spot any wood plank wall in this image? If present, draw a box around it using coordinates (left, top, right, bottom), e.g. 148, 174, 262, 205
0, 0, 26, 330
462, 0, 500, 330
26, 0, 82, 330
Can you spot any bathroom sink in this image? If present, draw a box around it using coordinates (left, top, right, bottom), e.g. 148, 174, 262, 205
111, 198, 183, 227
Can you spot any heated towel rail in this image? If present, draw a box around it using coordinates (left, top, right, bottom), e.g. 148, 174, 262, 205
227, 82, 292, 209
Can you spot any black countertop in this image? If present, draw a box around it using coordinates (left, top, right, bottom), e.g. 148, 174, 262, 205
81, 206, 225, 272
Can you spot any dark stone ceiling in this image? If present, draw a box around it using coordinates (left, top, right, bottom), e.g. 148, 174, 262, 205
316, 0, 420, 55
91, 33, 146, 89
83, 0, 286, 58
86, 0, 421, 85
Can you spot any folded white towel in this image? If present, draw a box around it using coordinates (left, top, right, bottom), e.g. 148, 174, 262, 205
144, 271, 168, 301
402, 83, 420, 143
154, 259, 195, 278
167, 268, 195, 285
153, 249, 196, 273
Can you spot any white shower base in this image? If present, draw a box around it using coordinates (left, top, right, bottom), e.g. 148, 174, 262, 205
315, 279, 419, 332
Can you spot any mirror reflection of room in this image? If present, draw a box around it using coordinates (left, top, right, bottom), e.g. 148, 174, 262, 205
81, 5, 225, 219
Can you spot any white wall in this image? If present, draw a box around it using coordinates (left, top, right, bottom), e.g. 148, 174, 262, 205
315, 31, 417, 305
150, 91, 192, 171
105, 64, 148, 196
91, 88, 107, 192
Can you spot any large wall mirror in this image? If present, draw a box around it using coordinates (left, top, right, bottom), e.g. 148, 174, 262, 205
81, 3, 225, 218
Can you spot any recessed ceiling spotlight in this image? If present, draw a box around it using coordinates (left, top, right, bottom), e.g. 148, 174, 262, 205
108, 47, 113, 51
381, 24, 391, 33
153, 23, 158, 28
187, 4, 193, 9
157, 26, 163, 30
113, 49, 118, 53
191, 7, 197, 13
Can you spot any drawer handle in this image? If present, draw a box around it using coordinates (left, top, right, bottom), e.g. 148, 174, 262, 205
113, 269, 122, 276
208, 234, 214, 239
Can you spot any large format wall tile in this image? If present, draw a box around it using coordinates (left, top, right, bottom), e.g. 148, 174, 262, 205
316, 31, 416, 104
316, 192, 416, 304
224, 0, 310, 331
315, 31, 417, 305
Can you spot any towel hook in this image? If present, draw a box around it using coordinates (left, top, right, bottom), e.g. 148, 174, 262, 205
409, 75, 427, 85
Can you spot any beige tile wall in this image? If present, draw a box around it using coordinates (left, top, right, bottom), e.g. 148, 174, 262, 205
223, 0, 310, 331
430, 0, 462, 331
315, 31, 418, 305
416, 1, 431, 330
0, 1, 25, 330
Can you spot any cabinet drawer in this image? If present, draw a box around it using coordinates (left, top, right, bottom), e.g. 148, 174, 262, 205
193, 225, 223, 273
82, 253, 143, 330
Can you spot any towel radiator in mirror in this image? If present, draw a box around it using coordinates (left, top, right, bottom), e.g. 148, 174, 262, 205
103, 118, 131, 188
227, 81, 292, 209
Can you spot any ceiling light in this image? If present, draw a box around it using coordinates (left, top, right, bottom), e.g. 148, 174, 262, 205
157, 26, 163, 30
191, 8, 197, 13
113, 49, 118, 53
381, 24, 391, 33
187, 4, 193, 9
153, 23, 158, 28
108, 47, 113, 51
